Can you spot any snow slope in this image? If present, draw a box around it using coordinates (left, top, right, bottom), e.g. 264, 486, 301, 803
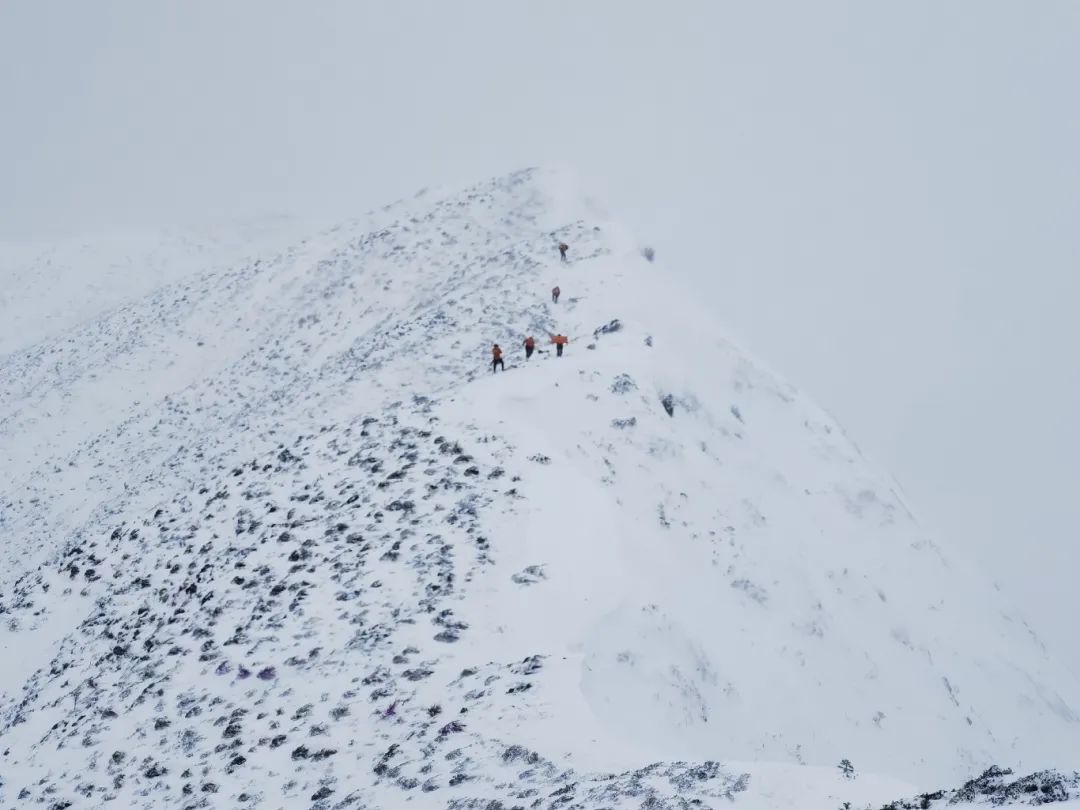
0, 168, 1076, 808
0, 217, 305, 359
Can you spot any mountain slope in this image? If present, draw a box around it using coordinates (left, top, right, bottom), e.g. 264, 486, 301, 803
0, 169, 1076, 808
0, 218, 305, 359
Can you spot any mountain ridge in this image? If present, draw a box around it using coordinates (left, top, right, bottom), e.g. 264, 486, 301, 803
0, 167, 1076, 808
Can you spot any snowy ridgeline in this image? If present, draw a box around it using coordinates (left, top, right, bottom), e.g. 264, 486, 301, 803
0, 168, 1077, 809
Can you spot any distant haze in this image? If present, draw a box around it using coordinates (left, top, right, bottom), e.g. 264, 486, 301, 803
2, 1, 1078, 671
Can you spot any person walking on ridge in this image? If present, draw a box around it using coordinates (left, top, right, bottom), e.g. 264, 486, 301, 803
558, 242, 568, 262
523, 335, 536, 360
550, 333, 568, 357
551, 285, 561, 304
491, 343, 504, 373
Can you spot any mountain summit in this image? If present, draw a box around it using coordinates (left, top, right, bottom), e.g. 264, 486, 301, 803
1, 168, 1076, 808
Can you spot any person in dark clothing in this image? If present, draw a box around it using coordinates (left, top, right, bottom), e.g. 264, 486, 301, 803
558, 242, 568, 262
551, 334, 568, 357
551, 285, 561, 304
524, 335, 535, 360
491, 344, 504, 373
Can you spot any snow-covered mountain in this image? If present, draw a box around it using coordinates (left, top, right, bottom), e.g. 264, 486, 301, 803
0, 168, 1076, 809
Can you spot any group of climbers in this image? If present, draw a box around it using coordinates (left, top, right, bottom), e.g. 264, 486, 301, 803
490, 241, 571, 373
492, 332, 567, 372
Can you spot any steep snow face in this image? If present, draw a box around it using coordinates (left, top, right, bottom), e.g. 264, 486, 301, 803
0, 168, 1076, 808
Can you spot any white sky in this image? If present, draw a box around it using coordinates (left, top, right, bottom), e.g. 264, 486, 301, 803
2, 1, 1078, 671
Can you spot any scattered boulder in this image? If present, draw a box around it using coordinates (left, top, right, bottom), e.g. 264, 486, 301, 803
511, 565, 547, 585
593, 319, 623, 337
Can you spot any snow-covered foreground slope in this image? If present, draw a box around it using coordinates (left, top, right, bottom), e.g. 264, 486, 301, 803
0, 169, 1076, 808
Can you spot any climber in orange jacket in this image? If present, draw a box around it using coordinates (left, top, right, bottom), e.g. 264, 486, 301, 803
523, 335, 536, 360
550, 333, 568, 357
491, 343, 504, 373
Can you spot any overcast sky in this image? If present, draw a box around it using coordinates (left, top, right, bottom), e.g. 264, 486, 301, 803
2, 1, 1078, 670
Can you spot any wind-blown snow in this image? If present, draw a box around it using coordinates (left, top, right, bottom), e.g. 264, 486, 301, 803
0, 168, 1076, 808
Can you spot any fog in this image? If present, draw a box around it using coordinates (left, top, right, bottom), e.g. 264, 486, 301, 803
2, 1, 1078, 670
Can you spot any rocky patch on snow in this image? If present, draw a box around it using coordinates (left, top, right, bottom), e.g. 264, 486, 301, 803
877, 767, 1080, 808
